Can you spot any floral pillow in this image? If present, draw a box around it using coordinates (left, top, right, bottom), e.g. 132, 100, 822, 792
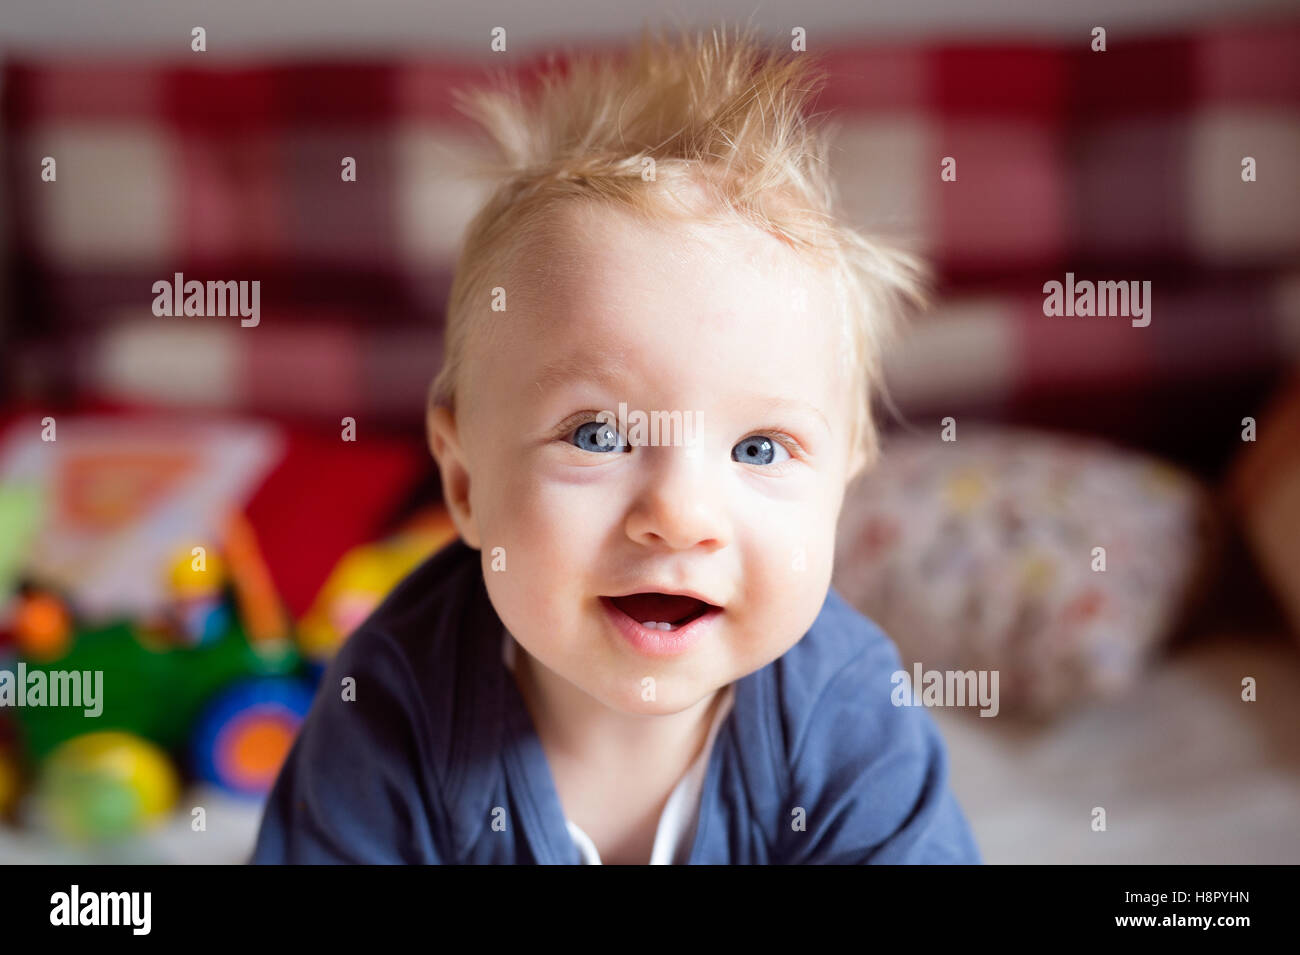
832, 427, 1217, 717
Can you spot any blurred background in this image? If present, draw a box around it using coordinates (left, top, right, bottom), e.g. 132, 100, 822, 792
1, 0, 1298, 863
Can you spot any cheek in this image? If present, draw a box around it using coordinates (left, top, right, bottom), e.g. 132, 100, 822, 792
739, 477, 839, 575
740, 478, 841, 623
485, 470, 617, 557
473, 465, 615, 619
479, 527, 578, 659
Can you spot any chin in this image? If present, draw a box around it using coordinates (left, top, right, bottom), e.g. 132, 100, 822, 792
594, 676, 714, 717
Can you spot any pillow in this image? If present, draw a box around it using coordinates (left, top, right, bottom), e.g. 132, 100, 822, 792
832, 426, 1217, 718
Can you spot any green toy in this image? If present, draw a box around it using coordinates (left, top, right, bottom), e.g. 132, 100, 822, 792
15, 620, 300, 762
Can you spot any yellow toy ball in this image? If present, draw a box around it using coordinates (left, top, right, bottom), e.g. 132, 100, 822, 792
38, 731, 180, 842
168, 545, 226, 600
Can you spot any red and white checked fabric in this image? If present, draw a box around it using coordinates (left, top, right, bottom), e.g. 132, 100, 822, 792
1, 18, 1297, 426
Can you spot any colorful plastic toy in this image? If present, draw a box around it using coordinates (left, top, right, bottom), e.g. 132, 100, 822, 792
297, 507, 456, 665
166, 545, 228, 646
16, 620, 300, 762
169, 544, 226, 598
222, 511, 291, 644
190, 678, 315, 798
37, 731, 180, 842
4, 491, 447, 844
0, 485, 46, 612
12, 584, 73, 662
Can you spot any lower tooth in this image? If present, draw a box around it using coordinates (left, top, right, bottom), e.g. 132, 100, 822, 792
640, 621, 675, 631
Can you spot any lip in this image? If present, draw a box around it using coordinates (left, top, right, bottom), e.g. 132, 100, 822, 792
599, 595, 723, 658
604, 586, 723, 607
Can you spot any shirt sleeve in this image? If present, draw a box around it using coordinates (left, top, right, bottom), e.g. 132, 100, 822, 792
249, 627, 444, 864
779, 638, 984, 865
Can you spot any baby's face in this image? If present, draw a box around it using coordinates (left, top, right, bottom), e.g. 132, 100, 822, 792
431, 201, 861, 715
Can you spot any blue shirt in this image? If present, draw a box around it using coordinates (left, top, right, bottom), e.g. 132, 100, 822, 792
251, 538, 983, 864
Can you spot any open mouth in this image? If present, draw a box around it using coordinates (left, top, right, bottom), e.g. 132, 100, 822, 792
603, 592, 719, 631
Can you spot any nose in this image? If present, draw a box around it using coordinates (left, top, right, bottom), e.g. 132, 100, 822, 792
624, 447, 730, 552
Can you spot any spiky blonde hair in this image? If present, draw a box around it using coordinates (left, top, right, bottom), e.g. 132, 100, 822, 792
429, 22, 928, 472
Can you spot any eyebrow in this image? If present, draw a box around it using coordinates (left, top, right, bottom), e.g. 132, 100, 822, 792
533, 349, 633, 396
743, 395, 831, 434
531, 351, 831, 435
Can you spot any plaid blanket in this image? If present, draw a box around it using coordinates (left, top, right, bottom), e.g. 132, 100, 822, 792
3, 18, 1298, 435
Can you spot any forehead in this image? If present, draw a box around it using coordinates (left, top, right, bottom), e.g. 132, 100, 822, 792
497, 201, 843, 386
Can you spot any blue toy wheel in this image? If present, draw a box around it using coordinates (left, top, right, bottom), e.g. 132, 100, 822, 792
190, 678, 315, 798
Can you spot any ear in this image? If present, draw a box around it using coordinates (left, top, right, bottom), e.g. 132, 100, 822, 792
427, 404, 481, 549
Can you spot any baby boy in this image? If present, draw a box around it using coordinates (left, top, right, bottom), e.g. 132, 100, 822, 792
252, 25, 982, 865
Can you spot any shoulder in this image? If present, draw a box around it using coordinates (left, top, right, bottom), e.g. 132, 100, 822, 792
251, 538, 490, 863
346, 536, 491, 705
340, 536, 492, 774
769, 587, 907, 746
764, 588, 982, 863
360, 535, 487, 654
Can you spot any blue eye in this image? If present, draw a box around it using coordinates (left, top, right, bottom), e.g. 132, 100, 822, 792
571, 419, 628, 453
732, 435, 791, 465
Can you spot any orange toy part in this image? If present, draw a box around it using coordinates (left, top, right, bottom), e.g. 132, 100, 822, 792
222, 511, 290, 644
229, 720, 296, 785
15, 592, 72, 662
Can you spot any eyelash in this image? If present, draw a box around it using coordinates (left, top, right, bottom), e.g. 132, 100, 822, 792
551, 412, 806, 463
